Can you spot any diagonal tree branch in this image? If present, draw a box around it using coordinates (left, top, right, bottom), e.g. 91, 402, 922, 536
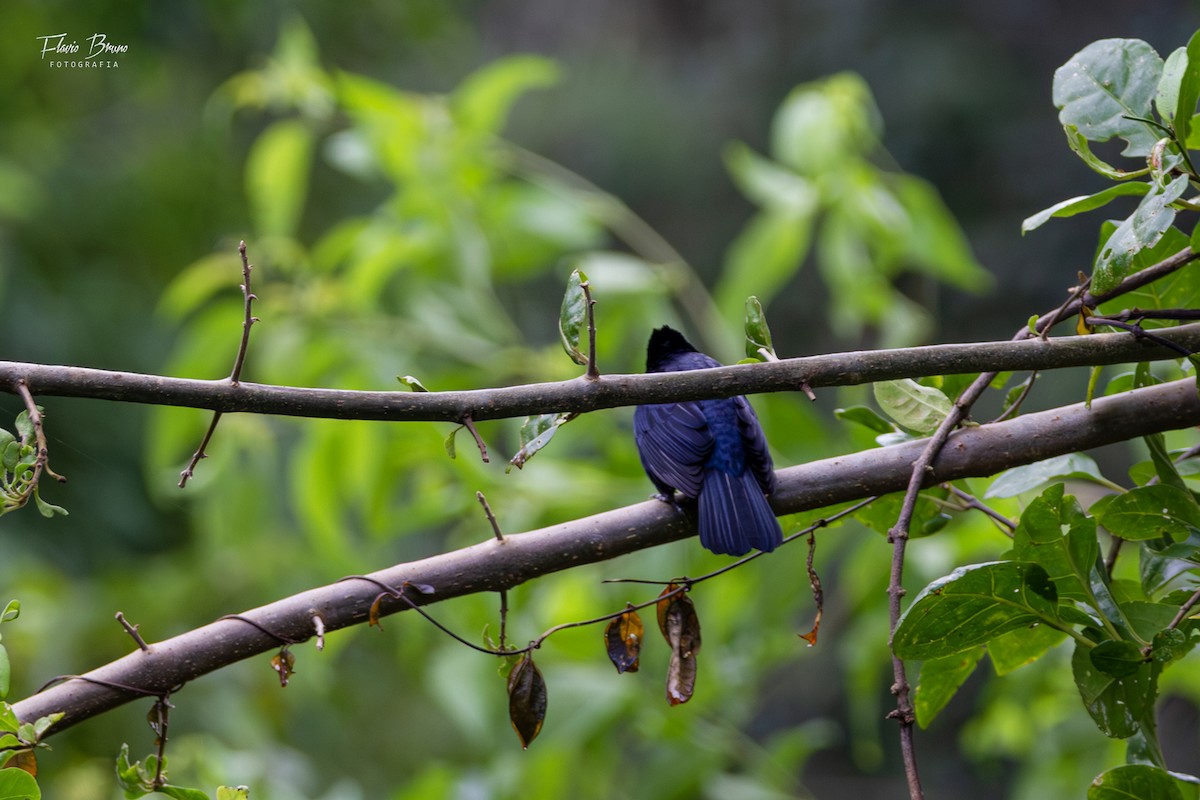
13, 377, 1200, 736
3, 323, 1199, 422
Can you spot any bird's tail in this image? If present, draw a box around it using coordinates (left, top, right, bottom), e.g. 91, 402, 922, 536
698, 468, 783, 556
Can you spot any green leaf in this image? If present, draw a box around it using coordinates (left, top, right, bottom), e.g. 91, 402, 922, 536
1072, 636, 1159, 738
558, 269, 589, 367
834, 405, 894, 434
246, 118, 314, 238
1098, 226, 1197, 325
743, 296, 776, 361
1156, 46, 1188, 126
1096, 484, 1200, 541
157, 786, 213, 800
716, 207, 815, 315
1093, 174, 1189, 295
1, 601, 20, 624
1089, 764, 1183, 800
1053, 38, 1165, 158
0, 646, 8, 701
889, 174, 990, 291
893, 561, 1060, 660
873, 379, 953, 435
13, 413, 32, 442
769, 72, 881, 176
1175, 30, 1200, 148
397, 375, 428, 392
985, 453, 1110, 499
1012, 484, 1098, 603
1090, 639, 1145, 678
1062, 124, 1142, 180
914, 647, 984, 728
1021, 182, 1151, 234
507, 413, 573, 472
1146, 432, 1190, 491
217, 789, 252, 800
451, 55, 559, 135
986, 624, 1067, 675
0, 767, 40, 800
723, 141, 818, 215
32, 491, 67, 519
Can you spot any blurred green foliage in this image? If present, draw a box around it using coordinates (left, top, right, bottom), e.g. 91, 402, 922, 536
3, 7, 1200, 800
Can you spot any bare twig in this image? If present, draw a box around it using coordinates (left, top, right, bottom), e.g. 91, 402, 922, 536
115, 612, 151, 653
1168, 587, 1200, 630
944, 485, 1017, 535
477, 491, 504, 542
179, 241, 260, 488
1086, 317, 1197, 359
581, 278, 599, 381
10, 380, 65, 512
461, 415, 489, 463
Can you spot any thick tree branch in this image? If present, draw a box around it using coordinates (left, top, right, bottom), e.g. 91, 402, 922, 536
3, 324, 1199, 421
13, 377, 1200, 735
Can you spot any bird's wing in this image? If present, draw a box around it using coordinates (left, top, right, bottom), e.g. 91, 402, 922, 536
633, 402, 710, 498
734, 395, 777, 495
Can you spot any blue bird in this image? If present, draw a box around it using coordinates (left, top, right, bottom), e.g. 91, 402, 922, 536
633, 326, 783, 556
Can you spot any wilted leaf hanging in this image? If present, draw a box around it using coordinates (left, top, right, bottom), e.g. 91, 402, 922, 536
798, 533, 823, 646
507, 412, 577, 472
604, 606, 644, 673
271, 647, 295, 688
656, 584, 702, 706
507, 653, 547, 748
368, 594, 386, 629
559, 268, 590, 366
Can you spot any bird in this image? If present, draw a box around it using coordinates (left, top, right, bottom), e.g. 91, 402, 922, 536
633, 326, 783, 556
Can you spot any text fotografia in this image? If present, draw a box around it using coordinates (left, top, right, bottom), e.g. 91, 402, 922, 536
37, 33, 128, 68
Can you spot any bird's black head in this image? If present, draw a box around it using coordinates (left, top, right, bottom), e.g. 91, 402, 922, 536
645, 326, 698, 372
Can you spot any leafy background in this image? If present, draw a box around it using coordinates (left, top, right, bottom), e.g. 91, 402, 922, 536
2, 3, 1200, 798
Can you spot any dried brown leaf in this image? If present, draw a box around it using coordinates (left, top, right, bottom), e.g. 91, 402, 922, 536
656, 584, 702, 706
271, 647, 295, 688
604, 607, 644, 674
507, 654, 547, 749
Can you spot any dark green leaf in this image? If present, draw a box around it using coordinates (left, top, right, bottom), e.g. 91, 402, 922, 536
986, 624, 1067, 675
1072, 637, 1158, 738
0, 646, 8, 701
985, 454, 1110, 499
744, 296, 776, 361
443, 428, 457, 460
914, 647, 984, 728
1175, 30, 1200, 148
1089, 764, 1183, 800
1151, 627, 1191, 663
1093, 174, 1189, 294
1090, 639, 1145, 678
1022, 183, 1151, 234
1011, 484, 1098, 602
1146, 432, 1190, 491
1098, 226, 1197, 326
1095, 485, 1200, 541
893, 562, 1060, 660
1053, 38, 1164, 157
558, 269, 589, 367
833, 405, 894, 434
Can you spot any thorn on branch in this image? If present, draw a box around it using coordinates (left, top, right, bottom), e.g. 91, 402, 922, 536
800, 380, 816, 401
116, 612, 151, 653
311, 612, 326, 651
